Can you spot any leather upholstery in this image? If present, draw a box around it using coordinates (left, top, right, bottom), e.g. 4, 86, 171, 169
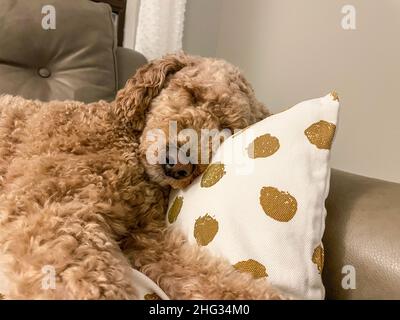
116, 47, 147, 90
324, 169, 400, 299
0, 0, 118, 103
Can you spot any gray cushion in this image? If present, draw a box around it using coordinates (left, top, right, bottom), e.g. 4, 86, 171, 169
0, 0, 117, 103
116, 47, 147, 90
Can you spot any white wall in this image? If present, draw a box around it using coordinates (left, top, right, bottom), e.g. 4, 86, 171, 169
184, 0, 400, 183
183, 0, 222, 57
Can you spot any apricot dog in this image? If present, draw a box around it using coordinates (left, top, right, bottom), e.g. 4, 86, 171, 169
0, 54, 282, 299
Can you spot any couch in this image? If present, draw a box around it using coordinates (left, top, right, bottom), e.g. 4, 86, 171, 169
0, 0, 146, 102
0, 0, 399, 300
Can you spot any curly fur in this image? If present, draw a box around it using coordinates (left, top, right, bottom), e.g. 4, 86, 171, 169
0, 53, 282, 299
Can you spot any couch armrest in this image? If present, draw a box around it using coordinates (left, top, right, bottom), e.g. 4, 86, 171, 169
116, 47, 147, 90
323, 169, 400, 299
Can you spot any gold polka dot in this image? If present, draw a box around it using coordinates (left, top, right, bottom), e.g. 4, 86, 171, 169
201, 163, 225, 188
144, 293, 161, 300
305, 120, 336, 150
312, 244, 325, 273
233, 259, 268, 279
247, 134, 280, 159
259, 187, 298, 222
168, 196, 183, 223
330, 91, 339, 101
194, 214, 219, 246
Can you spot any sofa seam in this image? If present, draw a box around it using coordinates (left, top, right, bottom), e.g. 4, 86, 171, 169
101, 2, 118, 99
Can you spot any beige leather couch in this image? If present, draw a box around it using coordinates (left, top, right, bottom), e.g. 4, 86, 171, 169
1, 0, 399, 300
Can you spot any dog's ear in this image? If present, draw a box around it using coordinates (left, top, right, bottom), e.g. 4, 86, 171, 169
114, 54, 189, 131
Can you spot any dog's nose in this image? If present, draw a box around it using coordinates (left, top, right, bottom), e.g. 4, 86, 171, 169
163, 161, 194, 179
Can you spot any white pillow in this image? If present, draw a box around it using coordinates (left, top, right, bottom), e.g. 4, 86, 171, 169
167, 93, 340, 299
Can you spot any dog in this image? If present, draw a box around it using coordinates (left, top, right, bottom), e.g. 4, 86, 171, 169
0, 53, 283, 299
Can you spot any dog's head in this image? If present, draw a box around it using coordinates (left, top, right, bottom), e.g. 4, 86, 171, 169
115, 53, 269, 189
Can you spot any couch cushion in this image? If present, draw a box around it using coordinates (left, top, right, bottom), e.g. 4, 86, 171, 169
323, 170, 400, 299
0, 0, 117, 103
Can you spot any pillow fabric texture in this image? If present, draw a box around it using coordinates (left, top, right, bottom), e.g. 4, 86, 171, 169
167, 92, 340, 299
